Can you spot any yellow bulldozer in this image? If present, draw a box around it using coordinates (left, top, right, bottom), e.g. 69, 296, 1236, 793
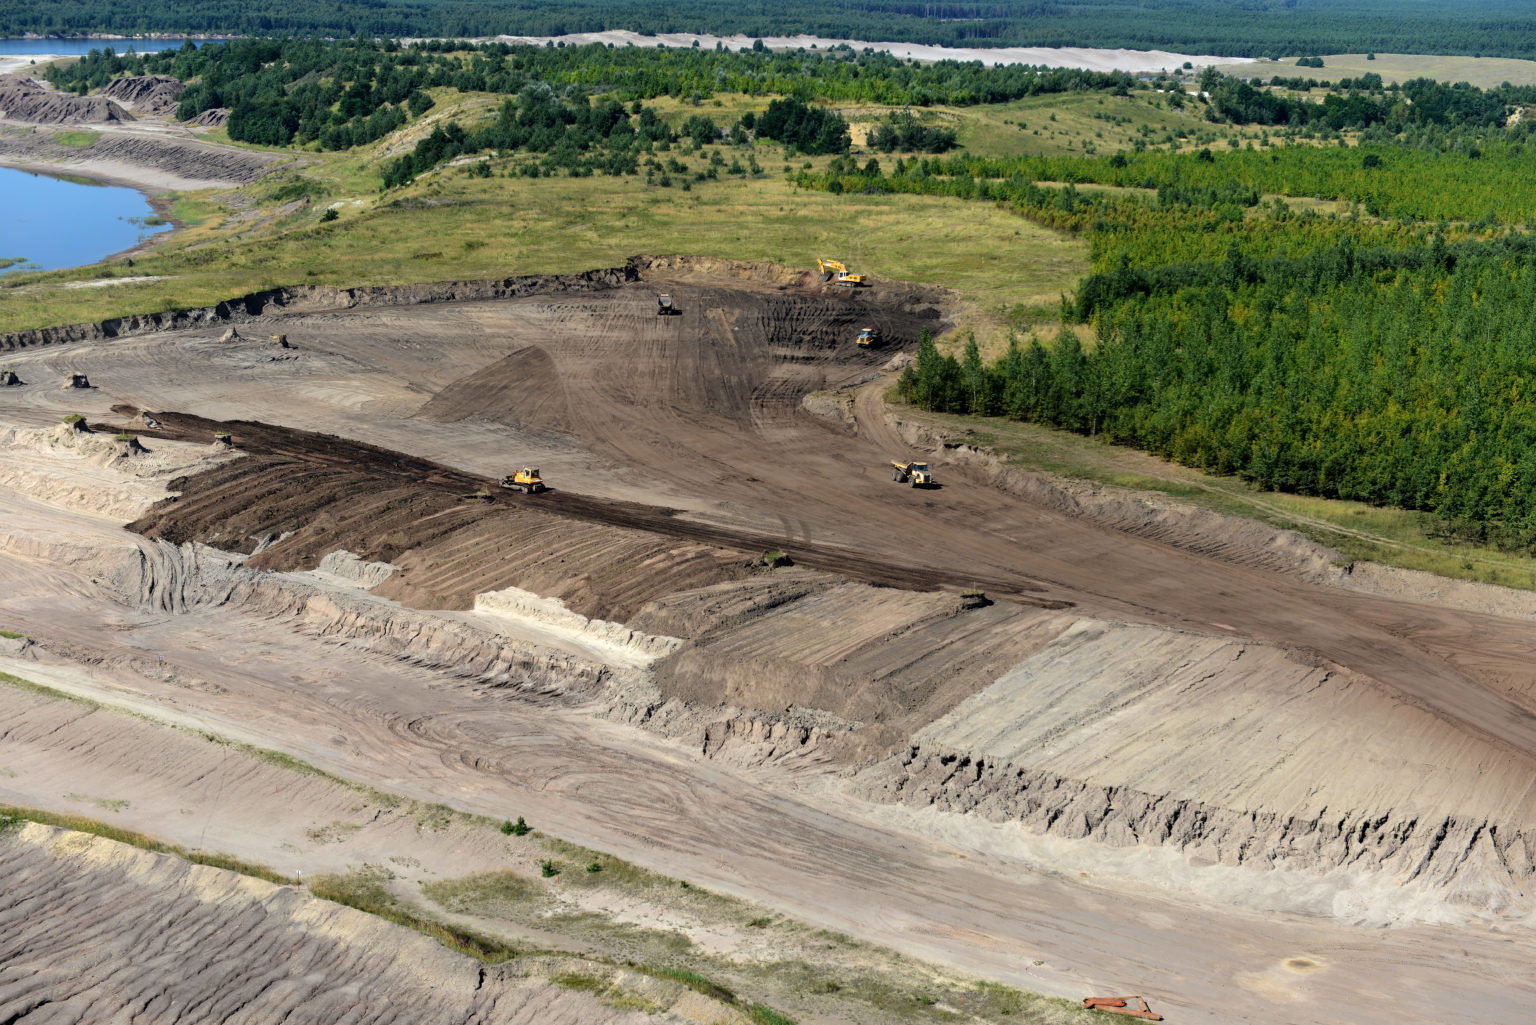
817, 258, 866, 287
890, 460, 934, 488
856, 326, 882, 347
499, 467, 546, 493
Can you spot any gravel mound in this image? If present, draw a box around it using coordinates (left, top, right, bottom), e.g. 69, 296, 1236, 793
0, 76, 133, 123
100, 74, 185, 115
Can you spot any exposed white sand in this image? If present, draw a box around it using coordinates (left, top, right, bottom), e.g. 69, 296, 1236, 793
0, 55, 67, 75
59, 274, 169, 288
488, 31, 1250, 74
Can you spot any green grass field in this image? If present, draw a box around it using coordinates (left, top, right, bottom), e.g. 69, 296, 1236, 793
0, 150, 1087, 339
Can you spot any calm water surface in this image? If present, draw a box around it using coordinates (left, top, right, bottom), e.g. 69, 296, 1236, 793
0, 38, 207, 56
0, 166, 172, 273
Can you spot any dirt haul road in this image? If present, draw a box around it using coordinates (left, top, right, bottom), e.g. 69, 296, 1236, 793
1, 266, 1535, 1024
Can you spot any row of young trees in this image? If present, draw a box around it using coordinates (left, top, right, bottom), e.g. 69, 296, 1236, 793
801, 136, 1536, 230
1203, 74, 1513, 131
902, 245, 1536, 533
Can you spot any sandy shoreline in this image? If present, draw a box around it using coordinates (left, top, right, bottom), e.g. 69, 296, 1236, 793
0, 54, 68, 74
485, 31, 1251, 74
5, 34, 1249, 74
0, 149, 230, 197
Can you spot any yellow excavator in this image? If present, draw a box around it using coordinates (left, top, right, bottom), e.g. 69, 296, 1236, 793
818, 258, 866, 287
499, 467, 546, 493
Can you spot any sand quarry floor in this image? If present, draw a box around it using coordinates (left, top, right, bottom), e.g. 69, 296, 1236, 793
2, 264, 1535, 1024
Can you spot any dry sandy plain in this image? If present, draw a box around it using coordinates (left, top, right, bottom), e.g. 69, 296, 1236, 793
2, 258, 1535, 1024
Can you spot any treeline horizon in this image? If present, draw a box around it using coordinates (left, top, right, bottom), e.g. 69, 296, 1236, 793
8, 0, 1536, 60
43, 38, 1135, 158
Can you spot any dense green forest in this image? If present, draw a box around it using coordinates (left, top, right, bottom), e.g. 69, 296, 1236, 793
825, 141, 1536, 542
46, 37, 1143, 113
9, 0, 1536, 59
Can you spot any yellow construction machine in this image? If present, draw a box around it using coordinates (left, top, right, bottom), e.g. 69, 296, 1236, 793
500, 467, 546, 493
856, 326, 882, 347
890, 460, 934, 488
817, 258, 866, 287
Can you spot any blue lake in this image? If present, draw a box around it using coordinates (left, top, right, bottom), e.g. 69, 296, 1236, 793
0, 38, 209, 56
0, 166, 173, 274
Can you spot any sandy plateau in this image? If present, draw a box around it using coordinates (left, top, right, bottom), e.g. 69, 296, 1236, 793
2, 262, 1535, 1025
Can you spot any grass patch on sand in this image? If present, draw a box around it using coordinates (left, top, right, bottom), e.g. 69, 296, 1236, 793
309, 864, 522, 964
0, 670, 100, 709
0, 802, 294, 884
53, 129, 97, 148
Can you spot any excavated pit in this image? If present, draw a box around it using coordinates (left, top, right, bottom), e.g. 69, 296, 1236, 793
4, 263, 1536, 1023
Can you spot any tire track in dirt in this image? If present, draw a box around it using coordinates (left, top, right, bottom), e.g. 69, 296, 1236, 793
124, 409, 1064, 608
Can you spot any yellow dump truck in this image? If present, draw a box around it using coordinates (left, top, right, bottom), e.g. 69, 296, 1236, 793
856, 326, 882, 347
499, 467, 546, 493
890, 460, 934, 487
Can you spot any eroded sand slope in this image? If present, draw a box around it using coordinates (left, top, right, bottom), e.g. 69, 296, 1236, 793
0, 823, 683, 1025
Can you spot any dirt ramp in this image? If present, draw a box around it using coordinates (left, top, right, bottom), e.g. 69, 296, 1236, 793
416, 344, 571, 430
124, 412, 763, 620
0, 822, 667, 1025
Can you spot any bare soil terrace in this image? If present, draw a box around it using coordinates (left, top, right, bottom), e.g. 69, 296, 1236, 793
2, 263, 1535, 1025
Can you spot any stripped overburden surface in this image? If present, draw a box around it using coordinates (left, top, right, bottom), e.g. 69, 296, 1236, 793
2, 265, 1535, 1025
